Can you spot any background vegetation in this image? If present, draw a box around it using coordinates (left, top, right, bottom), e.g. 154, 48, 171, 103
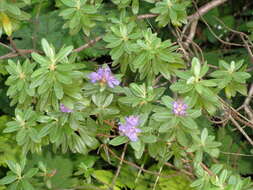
0, 0, 253, 190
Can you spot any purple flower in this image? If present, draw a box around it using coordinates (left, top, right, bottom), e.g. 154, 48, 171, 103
172, 101, 187, 116
60, 104, 73, 113
119, 116, 141, 142
88, 66, 120, 88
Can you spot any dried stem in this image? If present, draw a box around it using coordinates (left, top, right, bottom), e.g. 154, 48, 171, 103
110, 143, 128, 190
106, 145, 179, 178
72, 36, 103, 53
185, 0, 228, 46
229, 116, 253, 146
188, 0, 228, 21
137, 14, 158, 19
0, 41, 14, 52
243, 83, 253, 121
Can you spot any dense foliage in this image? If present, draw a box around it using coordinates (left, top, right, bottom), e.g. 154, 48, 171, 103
0, 0, 253, 189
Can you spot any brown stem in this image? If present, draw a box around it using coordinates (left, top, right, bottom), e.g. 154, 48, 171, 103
229, 116, 253, 146
188, 0, 228, 21
110, 143, 128, 190
106, 145, 179, 178
137, 14, 158, 19
185, 0, 229, 46
72, 36, 103, 53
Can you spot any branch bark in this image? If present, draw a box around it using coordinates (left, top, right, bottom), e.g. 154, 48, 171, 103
72, 36, 103, 53
185, 0, 228, 46
230, 116, 253, 146
0, 49, 36, 60
188, 0, 229, 21
137, 14, 158, 19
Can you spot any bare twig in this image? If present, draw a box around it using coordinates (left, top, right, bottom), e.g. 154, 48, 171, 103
106, 145, 179, 178
164, 162, 194, 177
188, 0, 228, 21
8, 37, 28, 58
152, 165, 163, 190
229, 116, 253, 146
72, 36, 103, 53
243, 83, 253, 121
219, 97, 253, 129
185, 0, 228, 46
137, 14, 158, 19
0, 36, 103, 60
0, 49, 37, 60
110, 143, 128, 190
185, 20, 198, 47
221, 151, 253, 157
0, 41, 14, 52
214, 17, 253, 64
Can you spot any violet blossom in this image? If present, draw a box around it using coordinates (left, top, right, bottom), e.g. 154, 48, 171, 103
60, 104, 73, 113
88, 66, 120, 88
172, 101, 187, 116
119, 116, 141, 142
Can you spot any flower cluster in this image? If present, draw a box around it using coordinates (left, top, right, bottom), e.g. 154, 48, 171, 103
60, 104, 73, 113
89, 66, 120, 88
119, 116, 141, 142
172, 101, 187, 116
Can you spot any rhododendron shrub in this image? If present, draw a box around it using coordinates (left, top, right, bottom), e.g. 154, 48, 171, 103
0, 0, 252, 190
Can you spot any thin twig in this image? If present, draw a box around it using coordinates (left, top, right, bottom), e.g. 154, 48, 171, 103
152, 165, 163, 190
185, 20, 198, 47
188, 0, 228, 21
8, 37, 28, 58
229, 116, 253, 146
0, 41, 14, 52
184, 0, 228, 46
219, 97, 253, 129
106, 145, 179, 178
0, 49, 36, 60
137, 14, 158, 19
164, 162, 194, 177
110, 143, 128, 190
221, 151, 253, 157
243, 83, 253, 121
72, 36, 103, 53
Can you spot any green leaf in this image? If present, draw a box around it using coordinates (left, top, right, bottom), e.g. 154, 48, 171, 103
130, 83, 145, 97
0, 175, 17, 185
141, 135, 157, 143
31, 53, 49, 65
211, 164, 223, 174
21, 180, 34, 190
132, 52, 147, 67
190, 178, 204, 187
130, 140, 141, 151
103, 94, 113, 107
6, 161, 21, 175
192, 57, 201, 77
159, 118, 178, 133
41, 39, 54, 59
1, 13, 12, 36
132, 0, 139, 14
4, 122, 20, 133
55, 46, 73, 62
61, 0, 77, 7
201, 128, 208, 143
180, 117, 198, 129
16, 129, 27, 145
38, 125, 52, 138
220, 169, 228, 184
109, 136, 128, 146
23, 168, 38, 178
161, 96, 174, 108
54, 82, 64, 99
6, 4, 21, 16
